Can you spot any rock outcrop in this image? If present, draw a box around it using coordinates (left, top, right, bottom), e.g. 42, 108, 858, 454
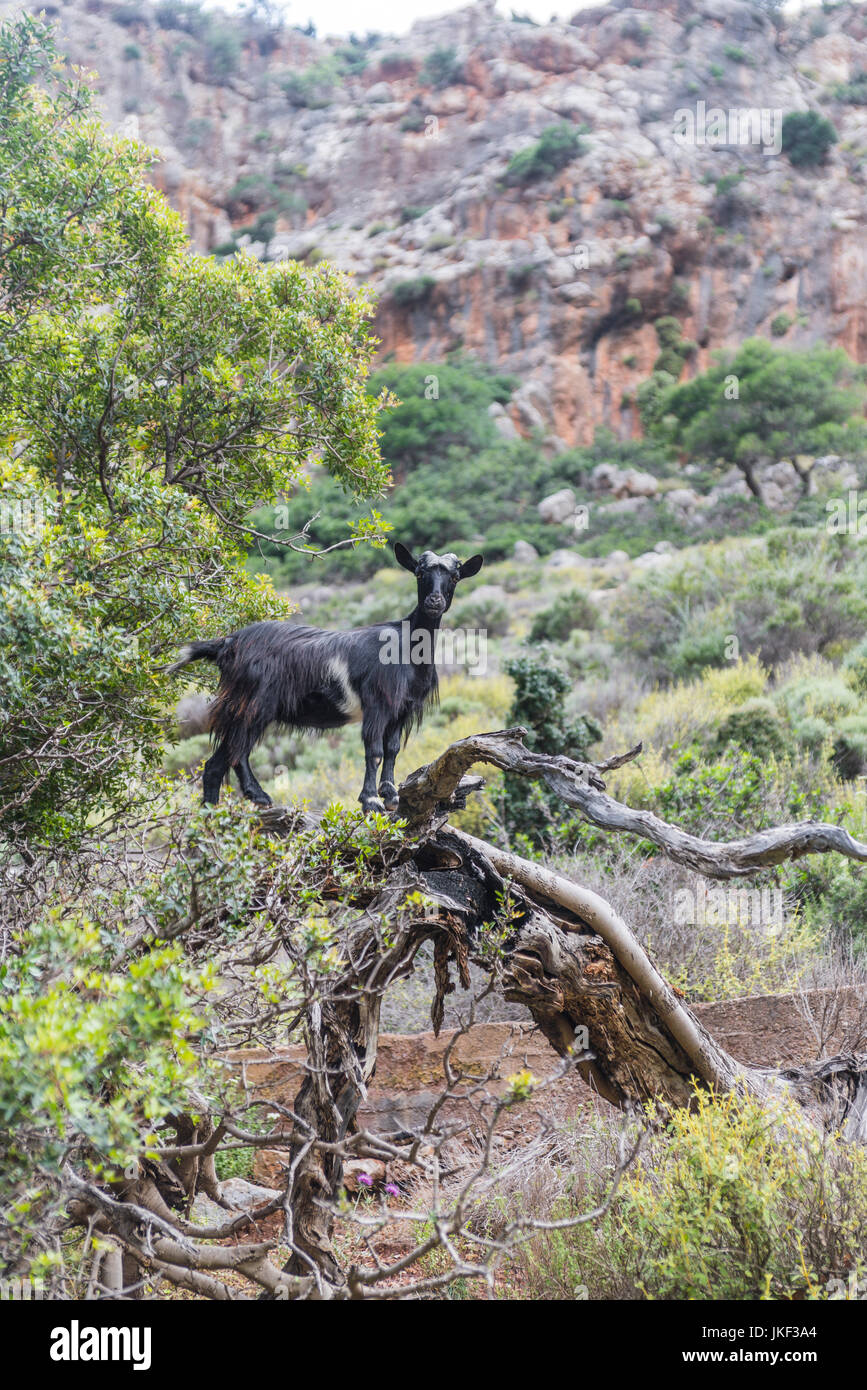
16, 0, 867, 444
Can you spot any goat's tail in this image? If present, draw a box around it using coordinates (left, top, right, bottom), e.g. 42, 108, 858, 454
166, 638, 228, 676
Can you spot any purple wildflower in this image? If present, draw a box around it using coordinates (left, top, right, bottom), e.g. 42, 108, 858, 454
385, 1183, 400, 1197
357, 1172, 373, 1187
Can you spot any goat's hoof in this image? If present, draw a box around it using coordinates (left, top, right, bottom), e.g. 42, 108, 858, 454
361, 797, 386, 815
249, 793, 273, 807
379, 782, 399, 812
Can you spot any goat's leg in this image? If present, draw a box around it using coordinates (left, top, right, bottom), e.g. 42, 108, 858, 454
202, 741, 230, 805
359, 715, 385, 814
233, 754, 272, 807
378, 720, 403, 812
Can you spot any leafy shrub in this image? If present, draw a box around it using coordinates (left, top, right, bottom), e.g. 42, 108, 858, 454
799, 850, 867, 951
777, 672, 860, 725
653, 315, 684, 350
450, 589, 510, 636
504, 124, 585, 186
391, 275, 435, 306
622, 1090, 867, 1299
420, 46, 463, 89
529, 590, 596, 643
203, 24, 241, 80
844, 637, 867, 696
782, 110, 837, 167
181, 116, 213, 152
829, 69, 867, 105
493, 1090, 867, 1300
713, 698, 788, 756
791, 713, 832, 755
226, 172, 279, 214
425, 233, 454, 252
653, 346, 687, 377
771, 312, 793, 337
334, 45, 367, 75
399, 108, 426, 132
240, 209, 278, 244
832, 714, 867, 780
650, 742, 829, 838
612, 532, 867, 682
502, 655, 601, 844
281, 58, 340, 109
653, 745, 772, 836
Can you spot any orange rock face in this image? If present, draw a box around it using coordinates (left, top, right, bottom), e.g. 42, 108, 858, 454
34, 0, 867, 444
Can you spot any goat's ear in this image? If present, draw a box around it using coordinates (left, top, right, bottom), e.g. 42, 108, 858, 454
394, 542, 418, 573
458, 554, 484, 580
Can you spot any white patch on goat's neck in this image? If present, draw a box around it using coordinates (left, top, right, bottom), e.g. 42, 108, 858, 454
328, 656, 362, 722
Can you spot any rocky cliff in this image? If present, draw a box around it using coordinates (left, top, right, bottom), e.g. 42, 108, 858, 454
10, 0, 867, 445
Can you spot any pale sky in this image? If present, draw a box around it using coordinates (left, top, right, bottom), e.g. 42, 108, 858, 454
210, 0, 814, 41
212, 0, 584, 40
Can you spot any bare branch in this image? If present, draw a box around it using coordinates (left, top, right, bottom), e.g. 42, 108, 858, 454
397, 728, 867, 878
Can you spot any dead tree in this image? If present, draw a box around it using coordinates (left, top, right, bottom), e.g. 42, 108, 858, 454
66, 726, 867, 1297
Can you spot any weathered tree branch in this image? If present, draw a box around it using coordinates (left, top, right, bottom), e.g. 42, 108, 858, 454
452, 827, 751, 1097
64, 725, 867, 1299
398, 728, 867, 878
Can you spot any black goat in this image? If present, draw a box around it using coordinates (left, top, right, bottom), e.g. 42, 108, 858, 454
168, 543, 484, 812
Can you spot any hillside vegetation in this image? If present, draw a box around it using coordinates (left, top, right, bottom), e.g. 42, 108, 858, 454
3, 5, 867, 1308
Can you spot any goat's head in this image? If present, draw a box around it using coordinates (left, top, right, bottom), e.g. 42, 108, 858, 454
394, 543, 484, 618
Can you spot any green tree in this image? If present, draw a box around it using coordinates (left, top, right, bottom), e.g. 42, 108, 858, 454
420, 45, 463, 89
638, 339, 867, 502
504, 124, 586, 186
0, 15, 388, 843
782, 110, 837, 167
502, 655, 601, 844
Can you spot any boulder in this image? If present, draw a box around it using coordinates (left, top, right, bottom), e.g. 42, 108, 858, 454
596, 497, 648, 517
343, 1159, 387, 1192
633, 550, 672, 569
513, 395, 546, 432
220, 1177, 282, 1210
488, 60, 544, 94
558, 280, 595, 304
545, 548, 590, 570
513, 540, 540, 563
428, 86, 468, 115
665, 487, 702, 513
489, 403, 520, 440
176, 693, 212, 738
509, 30, 596, 75
190, 1193, 226, 1227
761, 481, 787, 511
589, 462, 622, 492
603, 548, 631, 568
538, 487, 576, 523
540, 83, 605, 121
619, 468, 658, 498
